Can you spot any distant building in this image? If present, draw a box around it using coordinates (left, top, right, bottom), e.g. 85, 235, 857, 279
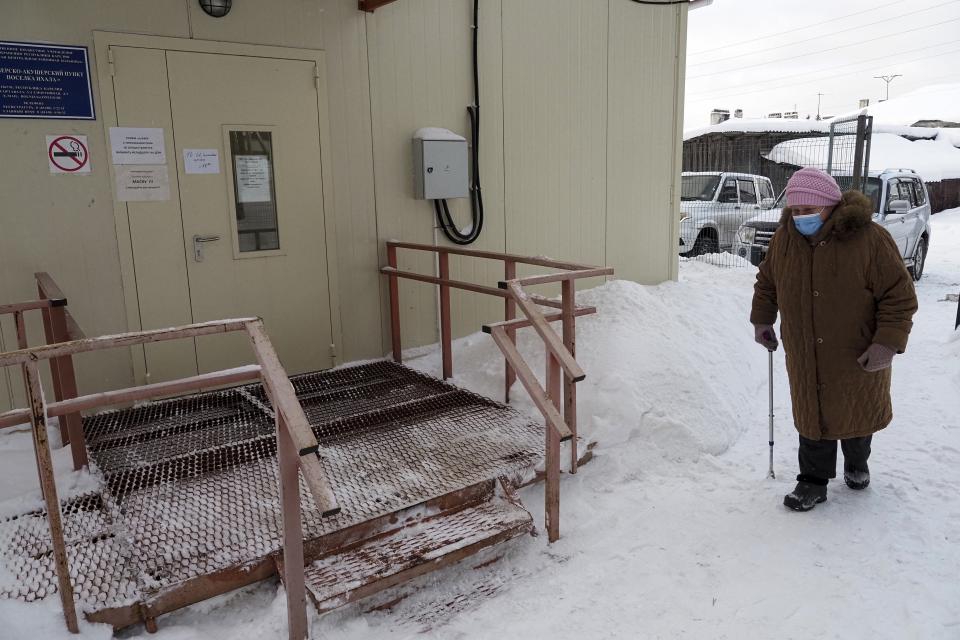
711, 109, 731, 125
734, 109, 743, 118
859, 98, 870, 108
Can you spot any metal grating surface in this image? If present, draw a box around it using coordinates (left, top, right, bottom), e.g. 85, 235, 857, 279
0, 490, 141, 607
304, 494, 533, 610
0, 361, 543, 617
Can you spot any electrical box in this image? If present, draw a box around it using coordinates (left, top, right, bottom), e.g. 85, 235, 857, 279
413, 128, 469, 200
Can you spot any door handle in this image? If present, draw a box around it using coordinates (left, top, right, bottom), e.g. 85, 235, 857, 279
193, 234, 221, 262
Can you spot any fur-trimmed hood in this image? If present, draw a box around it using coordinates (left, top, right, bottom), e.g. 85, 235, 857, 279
780, 190, 874, 240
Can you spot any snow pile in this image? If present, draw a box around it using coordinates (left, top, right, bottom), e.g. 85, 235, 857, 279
0, 421, 103, 520
833, 83, 960, 128
765, 133, 960, 182
408, 262, 766, 464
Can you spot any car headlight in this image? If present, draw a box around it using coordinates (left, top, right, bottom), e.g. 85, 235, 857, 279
738, 226, 756, 245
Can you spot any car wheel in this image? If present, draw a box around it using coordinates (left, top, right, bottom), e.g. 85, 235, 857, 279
909, 236, 927, 282
688, 230, 719, 257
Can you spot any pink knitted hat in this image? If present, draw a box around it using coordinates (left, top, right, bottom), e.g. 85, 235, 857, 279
785, 167, 842, 207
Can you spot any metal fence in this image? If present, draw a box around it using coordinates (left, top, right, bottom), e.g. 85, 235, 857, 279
679, 114, 873, 268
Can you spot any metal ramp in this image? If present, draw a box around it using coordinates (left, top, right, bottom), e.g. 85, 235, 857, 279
0, 361, 543, 631
2, 248, 613, 638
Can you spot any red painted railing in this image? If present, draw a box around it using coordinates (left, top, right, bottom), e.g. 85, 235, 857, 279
381, 241, 613, 541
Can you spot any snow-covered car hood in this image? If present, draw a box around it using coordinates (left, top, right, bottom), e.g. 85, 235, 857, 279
742, 208, 783, 227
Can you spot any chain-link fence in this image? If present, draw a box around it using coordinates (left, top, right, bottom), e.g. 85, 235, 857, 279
679, 114, 873, 267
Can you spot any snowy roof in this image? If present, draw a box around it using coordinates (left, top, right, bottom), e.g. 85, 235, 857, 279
764, 133, 960, 183
832, 83, 960, 128
684, 118, 830, 141
686, 84, 960, 144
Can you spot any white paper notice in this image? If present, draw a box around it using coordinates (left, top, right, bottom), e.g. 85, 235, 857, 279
115, 166, 171, 201
235, 155, 272, 203
184, 149, 220, 174
109, 127, 166, 165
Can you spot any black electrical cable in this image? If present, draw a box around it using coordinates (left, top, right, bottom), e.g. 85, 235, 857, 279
434, 0, 484, 245
628, 0, 692, 5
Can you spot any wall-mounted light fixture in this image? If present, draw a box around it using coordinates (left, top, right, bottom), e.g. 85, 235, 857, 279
199, 0, 232, 18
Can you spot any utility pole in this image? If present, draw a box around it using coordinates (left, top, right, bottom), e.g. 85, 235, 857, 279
874, 74, 902, 101
816, 93, 824, 120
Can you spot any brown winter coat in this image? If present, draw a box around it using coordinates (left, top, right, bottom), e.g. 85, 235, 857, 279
751, 191, 918, 440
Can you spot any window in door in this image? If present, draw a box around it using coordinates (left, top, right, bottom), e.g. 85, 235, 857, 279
895, 180, 917, 207
758, 179, 774, 202
886, 180, 909, 211
227, 129, 280, 254
718, 179, 738, 203
911, 178, 926, 205
738, 179, 757, 204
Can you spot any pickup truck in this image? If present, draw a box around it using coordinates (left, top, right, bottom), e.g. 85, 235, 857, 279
732, 168, 932, 280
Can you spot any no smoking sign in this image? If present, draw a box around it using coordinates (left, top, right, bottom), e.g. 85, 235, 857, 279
47, 135, 91, 174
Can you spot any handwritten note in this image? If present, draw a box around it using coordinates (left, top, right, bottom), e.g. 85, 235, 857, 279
183, 148, 220, 174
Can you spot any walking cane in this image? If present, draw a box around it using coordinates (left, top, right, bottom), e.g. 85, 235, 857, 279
767, 349, 775, 479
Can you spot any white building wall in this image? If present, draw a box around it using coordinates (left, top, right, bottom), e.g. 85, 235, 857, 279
0, 0, 686, 411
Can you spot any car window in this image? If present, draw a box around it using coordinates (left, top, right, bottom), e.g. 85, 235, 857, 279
888, 180, 902, 207
912, 178, 926, 205
758, 180, 774, 201
863, 177, 882, 213
718, 179, 738, 203
738, 179, 757, 204
681, 175, 721, 202
898, 180, 917, 207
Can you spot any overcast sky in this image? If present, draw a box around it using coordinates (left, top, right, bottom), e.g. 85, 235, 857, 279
684, 0, 960, 129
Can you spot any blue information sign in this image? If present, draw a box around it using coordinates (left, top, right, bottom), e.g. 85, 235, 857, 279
0, 41, 95, 120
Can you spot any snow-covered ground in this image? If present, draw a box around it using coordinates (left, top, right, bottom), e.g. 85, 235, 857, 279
3, 210, 959, 639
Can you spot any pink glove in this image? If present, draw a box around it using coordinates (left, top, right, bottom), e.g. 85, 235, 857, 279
857, 343, 896, 372
754, 324, 778, 351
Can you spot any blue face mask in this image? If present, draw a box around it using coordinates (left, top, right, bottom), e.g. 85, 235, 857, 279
793, 212, 824, 236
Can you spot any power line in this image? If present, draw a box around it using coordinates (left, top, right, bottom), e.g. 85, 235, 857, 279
688, 0, 958, 67
687, 0, 906, 56
686, 43, 960, 104
688, 16, 960, 80
687, 40, 960, 101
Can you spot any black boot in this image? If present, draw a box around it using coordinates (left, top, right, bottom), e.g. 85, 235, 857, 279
844, 465, 870, 490
783, 480, 827, 511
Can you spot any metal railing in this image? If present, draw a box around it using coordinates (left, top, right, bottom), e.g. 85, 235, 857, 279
0, 273, 87, 469
381, 241, 613, 542
0, 317, 339, 639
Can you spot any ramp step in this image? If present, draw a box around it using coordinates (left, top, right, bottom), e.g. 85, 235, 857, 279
303, 491, 533, 612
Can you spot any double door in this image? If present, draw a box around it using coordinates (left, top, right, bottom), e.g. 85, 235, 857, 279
107, 42, 335, 382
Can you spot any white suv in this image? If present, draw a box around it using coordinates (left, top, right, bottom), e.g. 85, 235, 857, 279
733, 169, 932, 280
679, 172, 777, 256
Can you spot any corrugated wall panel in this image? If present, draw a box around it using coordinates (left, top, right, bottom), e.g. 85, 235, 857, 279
502, 0, 609, 287
320, 0, 384, 362
446, 0, 507, 343
606, 1, 685, 284
366, 0, 508, 351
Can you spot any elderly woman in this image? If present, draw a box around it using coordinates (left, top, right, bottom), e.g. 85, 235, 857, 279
751, 168, 918, 511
